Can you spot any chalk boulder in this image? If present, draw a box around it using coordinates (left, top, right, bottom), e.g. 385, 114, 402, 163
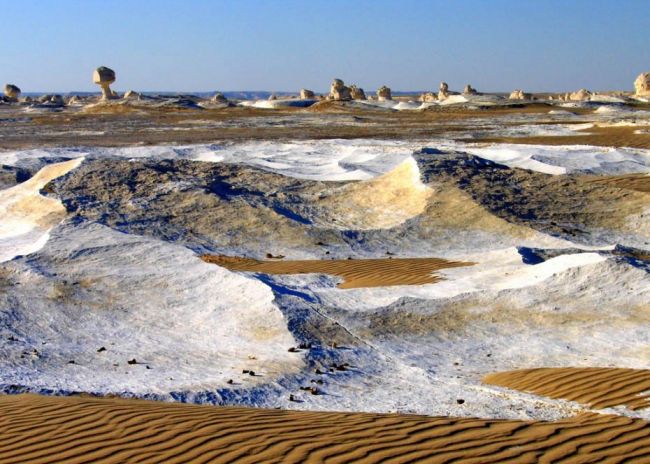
300, 89, 315, 99
4, 84, 20, 101
462, 84, 477, 96
569, 89, 591, 101
211, 92, 228, 103
350, 85, 366, 100
38, 94, 64, 107
329, 79, 352, 101
419, 92, 437, 103
376, 85, 392, 101
509, 89, 532, 100
438, 82, 449, 100
634, 72, 650, 97
124, 90, 141, 100
93, 66, 117, 100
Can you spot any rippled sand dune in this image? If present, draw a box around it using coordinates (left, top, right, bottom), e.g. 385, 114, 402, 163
201, 255, 473, 289
1, 394, 649, 464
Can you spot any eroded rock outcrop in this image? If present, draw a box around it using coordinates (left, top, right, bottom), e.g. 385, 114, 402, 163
462, 84, 477, 96
329, 79, 352, 101
300, 89, 315, 99
438, 82, 449, 100
350, 85, 366, 100
509, 89, 532, 100
634, 72, 650, 97
3, 84, 20, 101
93, 66, 117, 100
569, 89, 591, 101
211, 92, 228, 103
420, 92, 437, 103
376, 86, 392, 101
38, 94, 64, 107
124, 90, 141, 100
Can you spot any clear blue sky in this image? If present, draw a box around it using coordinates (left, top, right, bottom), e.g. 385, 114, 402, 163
1, 0, 648, 93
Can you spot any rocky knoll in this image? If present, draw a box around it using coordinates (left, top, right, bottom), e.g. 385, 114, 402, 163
635, 72, 650, 97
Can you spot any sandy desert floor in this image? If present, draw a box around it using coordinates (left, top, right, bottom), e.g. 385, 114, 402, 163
0, 96, 649, 462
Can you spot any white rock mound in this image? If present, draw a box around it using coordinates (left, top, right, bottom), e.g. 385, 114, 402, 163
329, 78, 352, 101
350, 85, 366, 100
462, 84, 477, 96
4, 84, 20, 101
419, 92, 437, 103
438, 81, 449, 100
569, 89, 591, 101
634, 72, 650, 97
509, 89, 532, 100
124, 90, 141, 100
376, 85, 392, 101
93, 66, 117, 101
300, 88, 315, 99
211, 92, 228, 103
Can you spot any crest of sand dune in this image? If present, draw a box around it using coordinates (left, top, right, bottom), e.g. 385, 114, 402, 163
201, 255, 473, 289
319, 157, 433, 229
484, 367, 650, 410
0, 394, 649, 464
0, 158, 83, 261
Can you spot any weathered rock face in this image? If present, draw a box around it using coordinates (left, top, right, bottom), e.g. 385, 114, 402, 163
438, 82, 449, 100
569, 89, 591, 101
376, 85, 392, 101
211, 92, 228, 103
300, 89, 315, 99
420, 92, 437, 103
124, 90, 141, 100
329, 79, 352, 101
509, 89, 532, 100
4, 84, 20, 101
93, 66, 117, 100
462, 84, 477, 96
349, 85, 366, 100
634, 72, 650, 96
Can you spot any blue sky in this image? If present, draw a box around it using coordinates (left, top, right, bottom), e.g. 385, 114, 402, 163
1, 0, 648, 93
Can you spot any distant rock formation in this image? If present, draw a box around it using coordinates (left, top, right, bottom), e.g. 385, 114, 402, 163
419, 92, 437, 103
211, 92, 228, 103
376, 86, 392, 101
300, 89, 315, 99
634, 72, 650, 96
438, 82, 449, 100
329, 79, 352, 101
349, 85, 366, 100
569, 89, 591, 101
462, 84, 477, 96
124, 90, 141, 100
509, 89, 532, 100
38, 94, 64, 107
93, 66, 117, 100
268, 93, 277, 101
4, 84, 20, 101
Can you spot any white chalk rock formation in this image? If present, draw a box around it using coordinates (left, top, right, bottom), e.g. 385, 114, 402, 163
569, 89, 591, 101
329, 78, 352, 101
420, 92, 437, 102
211, 92, 228, 103
509, 89, 532, 100
300, 88, 315, 99
38, 94, 64, 106
4, 84, 20, 101
634, 72, 650, 96
438, 81, 449, 100
350, 85, 366, 100
463, 84, 477, 95
93, 66, 117, 100
124, 90, 141, 100
268, 93, 277, 101
376, 85, 392, 101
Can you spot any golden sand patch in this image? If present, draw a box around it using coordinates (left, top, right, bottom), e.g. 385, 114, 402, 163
0, 394, 648, 464
585, 173, 650, 193
476, 125, 650, 149
201, 255, 473, 289
484, 367, 650, 410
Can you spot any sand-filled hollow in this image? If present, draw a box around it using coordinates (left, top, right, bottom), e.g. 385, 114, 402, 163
0, 394, 649, 464
201, 255, 474, 289
484, 367, 650, 410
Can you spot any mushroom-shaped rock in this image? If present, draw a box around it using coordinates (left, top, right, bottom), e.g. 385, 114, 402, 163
300, 88, 315, 99
4, 84, 20, 101
462, 84, 477, 96
438, 82, 449, 100
93, 66, 117, 100
349, 85, 366, 100
211, 92, 228, 103
569, 89, 591, 101
419, 92, 437, 103
329, 78, 352, 101
124, 90, 141, 100
376, 85, 392, 101
634, 72, 650, 97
